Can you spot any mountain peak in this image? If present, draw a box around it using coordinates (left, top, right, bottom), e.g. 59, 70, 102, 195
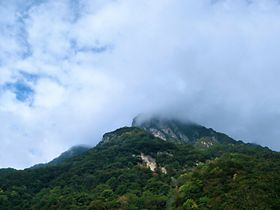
31, 145, 90, 168
132, 114, 236, 146
99, 127, 148, 146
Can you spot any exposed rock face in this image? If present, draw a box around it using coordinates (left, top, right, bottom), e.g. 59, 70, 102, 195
140, 153, 157, 172
132, 115, 236, 146
132, 115, 192, 143
149, 128, 167, 140
140, 153, 167, 174
160, 167, 167, 174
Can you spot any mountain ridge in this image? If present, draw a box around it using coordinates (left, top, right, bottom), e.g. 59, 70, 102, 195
31, 145, 91, 169
0, 115, 279, 209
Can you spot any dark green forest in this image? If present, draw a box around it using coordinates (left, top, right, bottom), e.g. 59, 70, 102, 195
0, 118, 279, 210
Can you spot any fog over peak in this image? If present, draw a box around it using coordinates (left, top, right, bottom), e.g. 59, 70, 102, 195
1, 0, 280, 168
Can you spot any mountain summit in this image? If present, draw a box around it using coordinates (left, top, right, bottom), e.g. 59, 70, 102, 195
132, 115, 236, 147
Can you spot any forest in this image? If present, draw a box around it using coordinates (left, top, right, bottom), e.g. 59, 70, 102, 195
0, 122, 279, 210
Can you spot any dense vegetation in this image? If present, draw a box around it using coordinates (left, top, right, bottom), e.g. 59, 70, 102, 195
0, 121, 279, 209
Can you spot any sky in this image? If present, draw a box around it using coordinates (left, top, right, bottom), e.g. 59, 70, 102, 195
1, 0, 280, 168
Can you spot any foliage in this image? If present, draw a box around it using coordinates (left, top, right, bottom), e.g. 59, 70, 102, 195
0, 126, 279, 209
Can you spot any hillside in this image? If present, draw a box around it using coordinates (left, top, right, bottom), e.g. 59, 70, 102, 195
0, 117, 279, 209
31, 145, 91, 169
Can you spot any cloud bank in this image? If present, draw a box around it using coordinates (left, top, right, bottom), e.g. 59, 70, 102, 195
1, 0, 280, 168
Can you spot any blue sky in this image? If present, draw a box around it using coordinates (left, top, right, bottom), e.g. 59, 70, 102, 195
1, 0, 280, 168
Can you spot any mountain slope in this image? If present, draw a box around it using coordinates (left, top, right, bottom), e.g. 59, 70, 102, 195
0, 117, 279, 210
31, 145, 91, 168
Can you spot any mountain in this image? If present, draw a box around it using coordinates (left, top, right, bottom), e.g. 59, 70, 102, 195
31, 145, 91, 168
0, 116, 279, 210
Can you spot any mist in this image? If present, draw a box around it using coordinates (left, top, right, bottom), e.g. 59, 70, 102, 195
1, 0, 280, 168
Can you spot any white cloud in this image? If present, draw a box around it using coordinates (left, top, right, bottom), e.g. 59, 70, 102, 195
1, 0, 280, 168
34, 79, 65, 108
